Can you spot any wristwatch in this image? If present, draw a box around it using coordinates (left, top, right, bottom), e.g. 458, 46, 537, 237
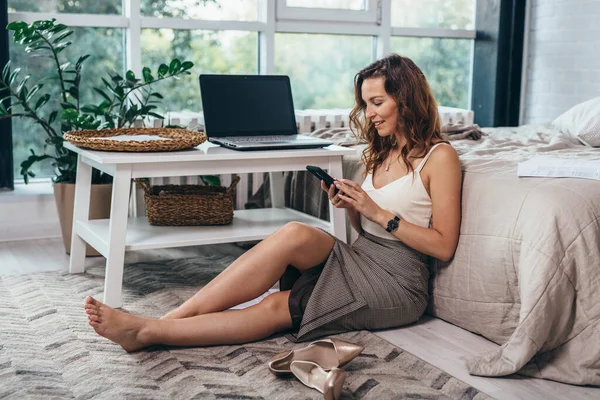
385, 216, 401, 233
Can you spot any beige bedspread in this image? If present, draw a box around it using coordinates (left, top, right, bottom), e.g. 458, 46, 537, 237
429, 124, 600, 385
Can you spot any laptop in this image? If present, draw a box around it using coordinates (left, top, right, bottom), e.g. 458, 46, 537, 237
199, 74, 334, 150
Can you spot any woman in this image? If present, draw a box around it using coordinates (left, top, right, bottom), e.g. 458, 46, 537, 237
84, 54, 462, 352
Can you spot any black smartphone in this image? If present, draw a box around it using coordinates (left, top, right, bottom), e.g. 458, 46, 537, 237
306, 165, 338, 194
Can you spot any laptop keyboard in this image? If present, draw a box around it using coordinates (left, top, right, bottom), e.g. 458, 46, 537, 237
225, 135, 296, 143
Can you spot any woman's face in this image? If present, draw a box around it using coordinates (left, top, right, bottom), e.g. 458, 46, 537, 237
361, 76, 399, 139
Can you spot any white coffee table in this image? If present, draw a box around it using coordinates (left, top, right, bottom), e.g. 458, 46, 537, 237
64, 141, 355, 308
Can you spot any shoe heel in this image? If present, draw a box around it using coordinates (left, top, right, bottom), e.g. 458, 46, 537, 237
290, 361, 346, 400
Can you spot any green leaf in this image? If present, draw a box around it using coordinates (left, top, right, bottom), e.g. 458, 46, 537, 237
169, 59, 181, 74
75, 54, 91, 70
110, 73, 124, 82
148, 112, 164, 119
101, 77, 113, 89
52, 30, 73, 44
32, 20, 53, 30
18, 86, 28, 102
25, 42, 51, 52
2, 60, 11, 82
7, 21, 27, 31
59, 62, 71, 71
148, 92, 164, 99
48, 110, 58, 124
68, 86, 78, 100
157, 64, 169, 78
16, 75, 31, 96
201, 175, 221, 186
8, 68, 21, 86
34, 93, 50, 111
142, 67, 153, 83
93, 88, 112, 102
50, 23, 67, 33
103, 114, 115, 128
126, 70, 136, 81
54, 41, 72, 54
26, 83, 43, 102
45, 136, 64, 146
180, 61, 193, 71
81, 105, 98, 114
61, 102, 76, 110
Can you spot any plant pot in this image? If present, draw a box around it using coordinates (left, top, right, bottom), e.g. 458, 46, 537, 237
53, 182, 112, 257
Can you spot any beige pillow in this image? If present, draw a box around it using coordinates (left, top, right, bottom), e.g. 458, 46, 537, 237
552, 96, 600, 147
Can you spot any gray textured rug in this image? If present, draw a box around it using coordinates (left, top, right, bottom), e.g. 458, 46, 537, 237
0, 252, 492, 399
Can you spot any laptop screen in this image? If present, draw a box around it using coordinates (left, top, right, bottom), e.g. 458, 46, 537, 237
199, 74, 297, 137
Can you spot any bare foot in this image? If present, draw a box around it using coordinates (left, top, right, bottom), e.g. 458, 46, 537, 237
84, 296, 150, 352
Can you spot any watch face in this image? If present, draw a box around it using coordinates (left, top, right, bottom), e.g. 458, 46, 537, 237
387, 218, 399, 232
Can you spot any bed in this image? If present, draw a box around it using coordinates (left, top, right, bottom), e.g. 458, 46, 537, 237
427, 124, 600, 386
248, 122, 600, 386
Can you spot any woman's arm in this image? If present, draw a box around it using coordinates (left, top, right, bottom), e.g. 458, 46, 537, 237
347, 207, 363, 234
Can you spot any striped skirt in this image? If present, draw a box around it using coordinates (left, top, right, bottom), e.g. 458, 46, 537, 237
281, 230, 430, 343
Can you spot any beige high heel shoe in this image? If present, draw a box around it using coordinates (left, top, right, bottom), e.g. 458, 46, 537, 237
290, 360, 346, 400
269, 338, 364, 375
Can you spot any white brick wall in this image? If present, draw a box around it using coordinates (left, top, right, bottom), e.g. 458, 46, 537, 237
522, 0, 600, 124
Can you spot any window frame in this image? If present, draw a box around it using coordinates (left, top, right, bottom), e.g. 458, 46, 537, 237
1, 0, 13, 190
276, 0, 379, 24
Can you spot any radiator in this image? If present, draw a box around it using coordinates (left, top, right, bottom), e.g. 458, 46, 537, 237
130, 106, 474, 216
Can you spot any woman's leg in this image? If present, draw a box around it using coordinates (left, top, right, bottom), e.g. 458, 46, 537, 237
162, 222, 335, 319
84, 291, 293, 352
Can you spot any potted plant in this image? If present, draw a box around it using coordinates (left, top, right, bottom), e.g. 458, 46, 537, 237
0, 19, 194, 255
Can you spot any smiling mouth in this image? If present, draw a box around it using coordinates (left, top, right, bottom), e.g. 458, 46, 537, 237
373, 121, 384, 127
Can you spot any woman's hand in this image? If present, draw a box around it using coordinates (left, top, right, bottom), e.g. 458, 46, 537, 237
321, 179, 354, 209
334, 179, 383, 222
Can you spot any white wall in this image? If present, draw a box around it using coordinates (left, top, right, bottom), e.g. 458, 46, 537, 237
522, 0, 600, 124
0, 183, 61, 242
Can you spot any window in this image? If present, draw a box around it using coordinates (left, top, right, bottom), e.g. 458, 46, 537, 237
277, 0, 378, 23
285, 0, 366, 11
141, 29, 258, 113
391, 0, 475, 30
275, 34, 372, 109
390, 37, 472, 109
9, 28, 124, 179
140, 0, 258, 21
8, 0, 122, 14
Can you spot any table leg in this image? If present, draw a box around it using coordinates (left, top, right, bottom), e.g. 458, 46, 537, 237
69, 155, 92, 274
328, 159, 347, 243
269, 171, 285, 208
102, 164, 132, 308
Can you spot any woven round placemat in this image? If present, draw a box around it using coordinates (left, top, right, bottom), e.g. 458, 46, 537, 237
63, 127, 207, 152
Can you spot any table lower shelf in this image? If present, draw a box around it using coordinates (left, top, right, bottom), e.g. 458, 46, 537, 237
75, 207, 331, 255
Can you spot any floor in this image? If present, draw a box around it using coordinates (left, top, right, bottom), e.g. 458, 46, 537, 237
1, 238, 598, 400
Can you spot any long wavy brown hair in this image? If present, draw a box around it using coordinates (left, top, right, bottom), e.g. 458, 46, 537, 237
349, 54, 447, 178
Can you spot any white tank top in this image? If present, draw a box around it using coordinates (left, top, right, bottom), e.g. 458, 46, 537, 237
360, 143, 447, 240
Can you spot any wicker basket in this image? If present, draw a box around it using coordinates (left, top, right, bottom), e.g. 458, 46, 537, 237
134, 176, 240, 226
64, 127, 206, 152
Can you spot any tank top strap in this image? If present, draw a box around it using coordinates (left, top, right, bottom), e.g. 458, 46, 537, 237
415, 143, 447, 173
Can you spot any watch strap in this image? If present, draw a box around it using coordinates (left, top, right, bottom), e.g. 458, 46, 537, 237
385, 216, 400, 232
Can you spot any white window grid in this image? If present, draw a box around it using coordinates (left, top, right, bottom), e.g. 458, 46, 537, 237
7, 0, 477, 78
